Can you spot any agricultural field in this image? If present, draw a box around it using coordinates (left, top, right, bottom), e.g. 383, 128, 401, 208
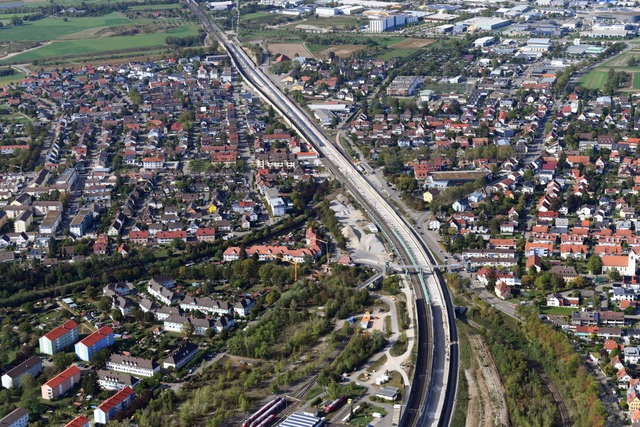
314, 44, 365, 59
0, 24, 199, 65
580, 47, 640, 90
267, 42, 314, 59
0, 13, 136, 42
283, 15, 364, 30
128, 2, 182, 10
389, 38, 436, 49
241, 11, 281, 26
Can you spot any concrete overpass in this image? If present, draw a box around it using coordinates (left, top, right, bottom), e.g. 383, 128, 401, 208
184, 2, 459, 425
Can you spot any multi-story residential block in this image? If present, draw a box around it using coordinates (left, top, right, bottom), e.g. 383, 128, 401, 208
38, 210, 61, 234
164, 315, 213, 336
179, 297, 232, 315
63, 415, 89, 427
234, 298, 255, 317
93, 386, 135, 424
74, 326, 114, 362
106, 354, 159, 378
39, 320, 79, 355
97, 370, 139, 391
0, 408, 28, 427
149, 275, 175, 289
155, 306, 181, 320
163, 341, 200, 370
41, 365, 81, 400
147, 281, 176, 306
1, 356, 43, 389
70, 208, 93, 237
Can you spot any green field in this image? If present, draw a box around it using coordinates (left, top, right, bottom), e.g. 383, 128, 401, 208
0, 25, 198, 64
580, 70, 608, 90
541, 306, 577, 315
0, 13, 135, 42
240, 12, 274, 22
0, 69, 24, 86
282, 15, 364, 29
128, 2, 182, 10
377, 47, 417, 60
24, 0, 142, 7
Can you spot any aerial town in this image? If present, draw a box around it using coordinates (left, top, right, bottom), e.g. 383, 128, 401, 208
3, 0, 640, 425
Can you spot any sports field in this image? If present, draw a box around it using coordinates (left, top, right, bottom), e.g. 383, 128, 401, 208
580, 71, 608, 90
0, 25, 198, 64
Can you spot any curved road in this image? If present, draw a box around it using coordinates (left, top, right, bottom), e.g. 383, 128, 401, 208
184, 3, 459, 426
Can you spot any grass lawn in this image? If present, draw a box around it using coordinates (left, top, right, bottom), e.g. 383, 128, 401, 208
0, 69, 24, 87
580, 70, 608, 90
0, 25, 198, 64
0, 13, 133, 42
350, 403, 386, 427
377, 47, 418, 60
450, 321, 473, 427
541, 306, 578, 315
633, 73, 640, 90
240, 11, 275, 25
366, 354, 387, 373
189, 159, 209, 172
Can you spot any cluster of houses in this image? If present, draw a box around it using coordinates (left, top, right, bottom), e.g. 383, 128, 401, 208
223, 226, 323, 263
0, 56, 325, 264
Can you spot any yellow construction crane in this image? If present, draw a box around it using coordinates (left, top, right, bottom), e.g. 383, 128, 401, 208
280, 258, 300, 281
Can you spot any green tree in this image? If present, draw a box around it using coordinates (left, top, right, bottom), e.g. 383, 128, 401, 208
97, 296, 112, 312
129, 88, 142, 105
52, 352, 75, 371
81, 370, 99, 395
587, 255, 602, 275
183, 321, 195, 338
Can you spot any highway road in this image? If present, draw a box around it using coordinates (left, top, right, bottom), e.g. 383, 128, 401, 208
184, 3, 458, 426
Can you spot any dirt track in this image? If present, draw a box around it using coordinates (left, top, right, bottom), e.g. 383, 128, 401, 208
468, 334, 510, 427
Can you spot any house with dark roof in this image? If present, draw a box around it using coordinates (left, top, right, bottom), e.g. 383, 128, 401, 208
163, 341, 200, 370
1, 356, 42, 389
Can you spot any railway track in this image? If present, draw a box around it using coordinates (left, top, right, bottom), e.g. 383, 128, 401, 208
183, 4, 458, 426
276, 336, 350, 420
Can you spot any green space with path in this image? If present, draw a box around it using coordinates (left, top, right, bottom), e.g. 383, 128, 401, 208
0, 25, 198, 64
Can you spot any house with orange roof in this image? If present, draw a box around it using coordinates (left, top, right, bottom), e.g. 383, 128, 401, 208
603, 251, 639, 277
612, 355, 624, 370
604, 339, 620, 353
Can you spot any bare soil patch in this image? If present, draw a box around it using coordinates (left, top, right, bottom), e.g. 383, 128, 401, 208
469, 334, 509, 427
316, 44, 366, 59
389, 38, 436, 49
267, 42, 313, 59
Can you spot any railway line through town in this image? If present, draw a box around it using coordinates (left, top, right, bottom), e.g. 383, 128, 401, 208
184, 3, 459, 426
